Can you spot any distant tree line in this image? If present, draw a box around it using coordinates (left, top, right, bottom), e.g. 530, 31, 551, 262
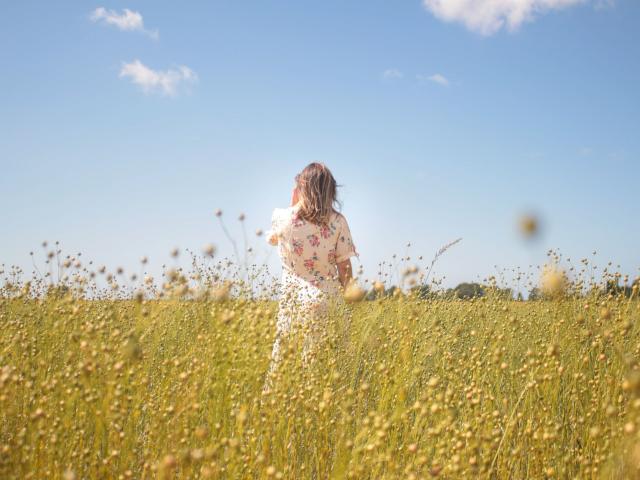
604, 279, 638, 298
365, 282, 513, 300
528, 279, 639, 300
365, 278, 639, 302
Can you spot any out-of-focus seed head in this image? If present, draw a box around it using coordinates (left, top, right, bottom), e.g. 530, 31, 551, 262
344, 280, 366, 303
518, 214, 539, 239
63, 469, 76, 480
202, 243, 216, 258
161, 454, 177, 470
541, 264, 567, 298
211, 282, 231, 302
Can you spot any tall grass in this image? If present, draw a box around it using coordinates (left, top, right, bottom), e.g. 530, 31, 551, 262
1, 281, 640, 478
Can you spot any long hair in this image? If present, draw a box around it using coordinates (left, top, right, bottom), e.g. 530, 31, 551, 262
295, 163, 340, 225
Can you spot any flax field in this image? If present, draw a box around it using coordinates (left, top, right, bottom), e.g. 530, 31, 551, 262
1, 247, 640, 479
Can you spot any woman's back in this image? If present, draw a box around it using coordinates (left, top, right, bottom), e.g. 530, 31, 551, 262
270, 205, 356, 290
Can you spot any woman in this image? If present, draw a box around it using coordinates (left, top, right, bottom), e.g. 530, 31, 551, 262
263, 163, 358, 392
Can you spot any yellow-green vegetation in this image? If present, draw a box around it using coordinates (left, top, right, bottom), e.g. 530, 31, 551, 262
2, 286, 640, 479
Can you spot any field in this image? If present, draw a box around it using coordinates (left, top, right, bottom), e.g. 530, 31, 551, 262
2, 275, 640, 479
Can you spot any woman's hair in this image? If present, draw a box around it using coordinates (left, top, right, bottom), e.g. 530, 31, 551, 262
295, 163, 340, 225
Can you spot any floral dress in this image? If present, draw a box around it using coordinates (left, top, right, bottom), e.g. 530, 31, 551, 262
263, 205, 357, 389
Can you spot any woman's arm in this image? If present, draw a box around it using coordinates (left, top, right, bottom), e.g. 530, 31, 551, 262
337, 258, 353, 288
291, 187, 299, 207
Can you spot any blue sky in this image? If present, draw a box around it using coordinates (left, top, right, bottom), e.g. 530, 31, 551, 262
1, 0, 639, 289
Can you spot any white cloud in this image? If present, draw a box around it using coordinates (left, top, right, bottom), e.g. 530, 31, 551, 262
119, 60, 198, 96
382, 69, 404, 80
90, 7, 158, 39
422, 0, 599, 36
417, 73, 450, 86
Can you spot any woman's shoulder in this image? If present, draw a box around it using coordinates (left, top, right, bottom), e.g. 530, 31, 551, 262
331, 210, 348, 225
272, 206, 294, 218
271, 206, 297, 228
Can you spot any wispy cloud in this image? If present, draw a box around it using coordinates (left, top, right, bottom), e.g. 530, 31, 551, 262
594, 0, 615, 9
417, 73, 450, 87
422, 0, 603, 36
579, 146, 593, 156
119, 60, 198, 96
382, 69, 404, 80
90, 7, 158, 40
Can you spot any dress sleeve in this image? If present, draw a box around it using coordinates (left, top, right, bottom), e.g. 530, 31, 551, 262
335, 214, 358, 263
266, 208, 283, 246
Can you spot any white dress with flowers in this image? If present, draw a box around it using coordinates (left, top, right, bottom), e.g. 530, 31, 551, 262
264, 205, 357, 386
